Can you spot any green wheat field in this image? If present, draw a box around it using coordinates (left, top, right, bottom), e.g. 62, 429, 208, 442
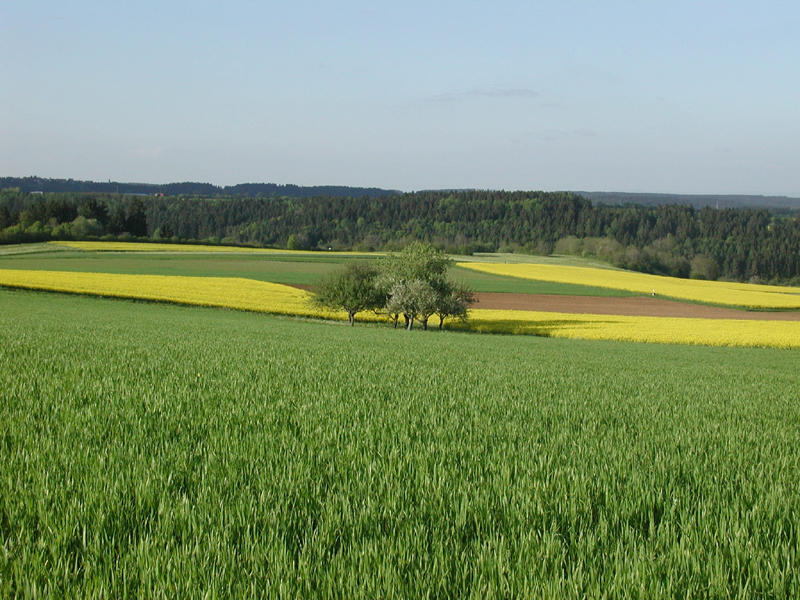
1, 288, 798, 598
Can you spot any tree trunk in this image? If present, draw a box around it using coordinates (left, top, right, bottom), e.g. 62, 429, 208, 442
348, 311, 355, 326
392, 315, 398, 328
438, 316, 445, 330
421, 317, 428, 331
406, 315, 414, 330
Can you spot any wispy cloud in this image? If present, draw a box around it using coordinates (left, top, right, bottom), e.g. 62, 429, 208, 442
425, 87, 539, 103
510, 129, 599, 145
540, 128, 598, 141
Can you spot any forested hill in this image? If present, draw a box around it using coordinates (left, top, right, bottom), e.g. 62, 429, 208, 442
0, 176, 400, 199
581, 191, 800, 212
7, 178, 800, 210
2, 188, 800, 284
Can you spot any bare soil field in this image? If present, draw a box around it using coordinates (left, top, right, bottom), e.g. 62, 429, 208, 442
474, 292, 800, 320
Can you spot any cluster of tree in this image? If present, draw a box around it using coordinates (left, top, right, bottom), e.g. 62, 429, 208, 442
313, 243, 475, 330
0, 189, 148, 243
553, 236, 720, 280
0, 177, 399, 198
3, 188, 800, 284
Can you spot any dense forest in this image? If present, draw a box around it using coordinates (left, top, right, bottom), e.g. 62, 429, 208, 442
2, 187, 800, 284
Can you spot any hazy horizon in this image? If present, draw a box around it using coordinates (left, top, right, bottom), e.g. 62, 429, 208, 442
2, 1, 799, 196
6, 174, 800, 200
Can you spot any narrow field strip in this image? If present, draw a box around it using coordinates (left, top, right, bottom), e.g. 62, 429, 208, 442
472, 292, 800, 320
3, 268, 800, 348
49, 240, 378, 256
0, 268, 343, 320
459, 262, 800, 309
464, 309, 800, 348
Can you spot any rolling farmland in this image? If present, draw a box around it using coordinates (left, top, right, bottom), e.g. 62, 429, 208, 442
0, 242, 632, 296
2, 267, 800, 347
2, 242, 800, 347
1, 242, 800, 597
7, 1, 800, 596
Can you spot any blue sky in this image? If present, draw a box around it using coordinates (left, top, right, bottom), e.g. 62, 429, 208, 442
2, 1, 798, 194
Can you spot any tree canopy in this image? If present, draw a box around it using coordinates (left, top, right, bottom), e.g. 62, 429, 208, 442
312, 263, 385, 326
313, 243, 474, 330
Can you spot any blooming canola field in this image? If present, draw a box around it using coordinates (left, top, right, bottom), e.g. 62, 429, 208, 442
0, 268, 341, 320
459, 262, 800, 309
463, 309, 800, 348
3, 268, 800, 348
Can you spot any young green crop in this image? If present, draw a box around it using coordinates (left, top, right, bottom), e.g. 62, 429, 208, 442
1, 289, 799, 598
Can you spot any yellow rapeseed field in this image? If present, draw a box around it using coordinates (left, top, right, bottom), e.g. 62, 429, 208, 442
2, 269, 799, 348
464, 309, 800, 349
0, 269, 346, 320
459, 262, 800, 309
49, 241, 376, 256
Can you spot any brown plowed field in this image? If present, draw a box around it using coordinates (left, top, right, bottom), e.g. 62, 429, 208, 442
473, 292, 800, 320
288, 284, 800, 320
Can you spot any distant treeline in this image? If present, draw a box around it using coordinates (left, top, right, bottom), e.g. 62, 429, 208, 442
0, 176, 400, 199
5, 176, 800, 210
2, 188, 800, 284
582, 191, 800, 213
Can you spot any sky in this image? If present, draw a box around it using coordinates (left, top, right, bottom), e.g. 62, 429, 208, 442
1, 1, 799, 195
